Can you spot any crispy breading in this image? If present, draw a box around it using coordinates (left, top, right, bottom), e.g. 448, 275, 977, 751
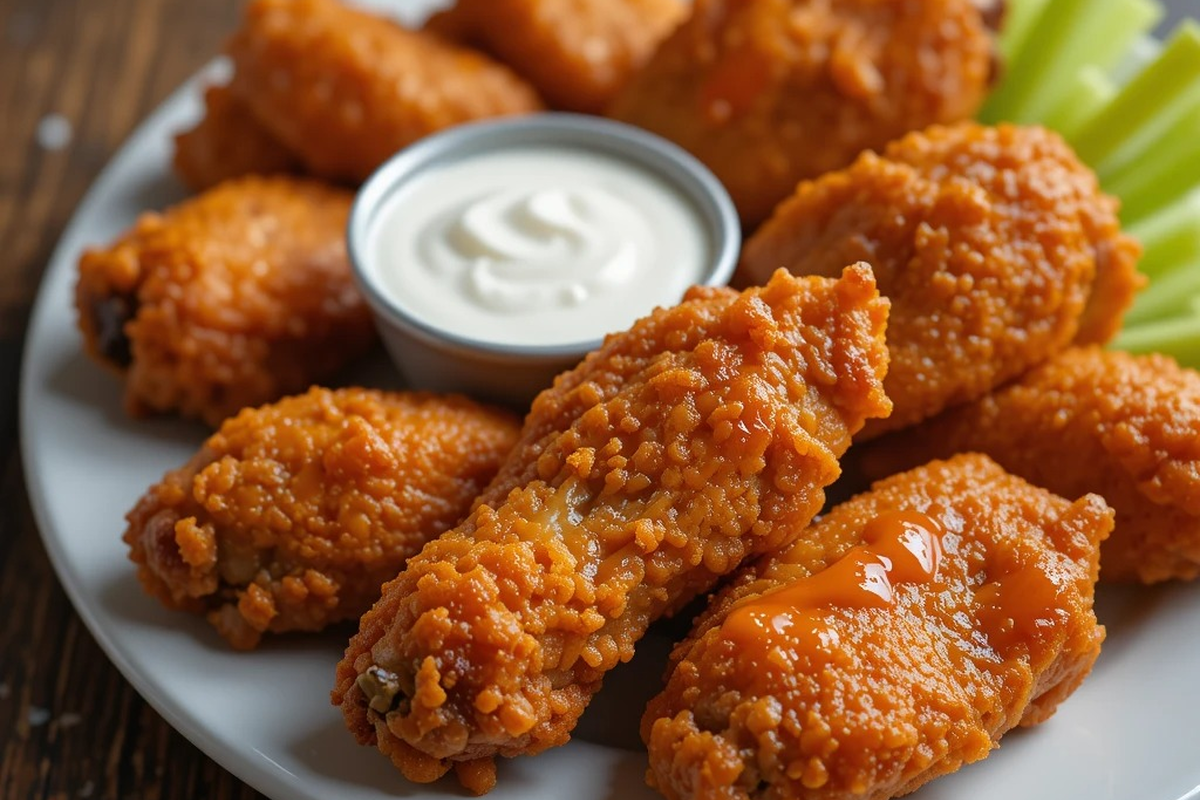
225, 0, 543, 185
124, 386, 520, 650
172, 84, 301, 192
854, 347, 1200, 583
644, 454, 1111, 800
608, 0, 995, 227
425, 0, 686, 114
738, 123, 1143, 439
333, 266, 892, 791
75, 175, 374, 427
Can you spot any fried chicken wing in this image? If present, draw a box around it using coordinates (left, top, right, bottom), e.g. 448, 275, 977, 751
333, 265, 893, 792
608, 0, 996, 227
424, 0, 686, 114
125, 386, 520, 650
854, 347, 1200, 583
224, 0, 543, 185
172, 84, 301, 192
738, 123, 1143, 439
644, 454, 1111, 800
75, 175, 374, 426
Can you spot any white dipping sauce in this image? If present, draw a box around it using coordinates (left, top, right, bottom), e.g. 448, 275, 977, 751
368, 146, 710, 347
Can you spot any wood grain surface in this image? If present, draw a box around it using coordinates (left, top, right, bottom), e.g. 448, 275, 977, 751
1, 1, 1195, 799
0, 0, 262, 797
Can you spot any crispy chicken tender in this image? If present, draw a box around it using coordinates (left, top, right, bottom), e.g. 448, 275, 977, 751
173, 84, 301, 192
425, 0, 686, 114
75, 175, 374, 427
333, 266, 893, 792
644, 454, 1111, 800
224, 0, 543, 185
854, 347, 1200, 584
124, 387, 521, 650
738, 123, 1143, 439
607, 0, 996, 227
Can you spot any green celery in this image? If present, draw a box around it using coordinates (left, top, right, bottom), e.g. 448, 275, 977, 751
979, 0, 1091, 124
1101, 100, 1200, 223
994, 0, 1051, 64
1017, 0, 1161, 124
1072, 22, 1200, 175
1112, 313, 1200, 366
1127, 189, 1200, 278
1041, 67, 1116, 141
1124, 256, 1200, 324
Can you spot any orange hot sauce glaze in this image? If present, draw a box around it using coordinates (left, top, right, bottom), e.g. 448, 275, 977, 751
972, 562, 1064, 653
723, 510, 944, 667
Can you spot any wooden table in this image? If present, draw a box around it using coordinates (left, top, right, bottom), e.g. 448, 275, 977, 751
1, 1, 1195, 798
0, 1, 264, 796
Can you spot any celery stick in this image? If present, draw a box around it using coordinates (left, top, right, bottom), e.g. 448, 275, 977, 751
1072, 22, 1200, 174
1125, 259, 1200, 324
1018, 0, 1161, 123
979, 0, 1092, 124
1099, 98, 1200, 217
1042, 67, 1117, 141
1127, 189, 1200, 278
1112, 313, 1200, 366
1104, 101, 1200, 223
1111, 34, 1164, 85
995, 0, 1051, 63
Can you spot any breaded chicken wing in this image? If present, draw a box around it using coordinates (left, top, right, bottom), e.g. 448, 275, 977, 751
125, 386, 520, 650
644, 454, 1111, 800
425, 0, 686, 114
854, 347, 1200, 583
608, 0, 996, 227
738, 123, 1142, 439
225, 0, 543, 185
333, 266, 893, 792
75, 176, 374, 426
173, 84, 301, 192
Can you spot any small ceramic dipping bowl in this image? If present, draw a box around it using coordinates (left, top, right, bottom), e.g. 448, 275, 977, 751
348, 112, 740, 408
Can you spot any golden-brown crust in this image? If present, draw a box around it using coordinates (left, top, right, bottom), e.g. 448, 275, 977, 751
333, 266, 893, 788
124, 386, 521, 649
172, 84, 301, 192
226, 0, 544, 185
425, 0, 686, 114
738, 123, 1142, 439
643, 454, 1110, 800
854, 347, 1200, 583
608, 0, 995, 227
75, 175, 374, 427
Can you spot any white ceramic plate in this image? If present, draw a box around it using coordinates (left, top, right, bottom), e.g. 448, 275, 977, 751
19, 3, 1200, 798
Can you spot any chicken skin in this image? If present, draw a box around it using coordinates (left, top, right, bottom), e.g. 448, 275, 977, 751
644, 454, 1111, 800
75, 175, 374, 427
854, 347, 1200, 583
738, 123, 1143, 439
424, 0, 686, 114
333, 265, 893, 793
222, 0, 543, 185
173, 84, 301, 192
608, 0, 996, 227
124, 387, 521, 650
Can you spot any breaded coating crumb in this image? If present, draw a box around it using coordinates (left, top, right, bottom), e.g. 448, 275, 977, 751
608, 0, 996, 227
644, 454, 1110, 800
738, 123, 1143, 439
333, 266, 893, 790
173, 84, 301, 192
425, 0, 686, 114
75, 175, 374, 427
855, 347, 1200, 583
226, 0, 544, 185
124, 386, 520, 649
